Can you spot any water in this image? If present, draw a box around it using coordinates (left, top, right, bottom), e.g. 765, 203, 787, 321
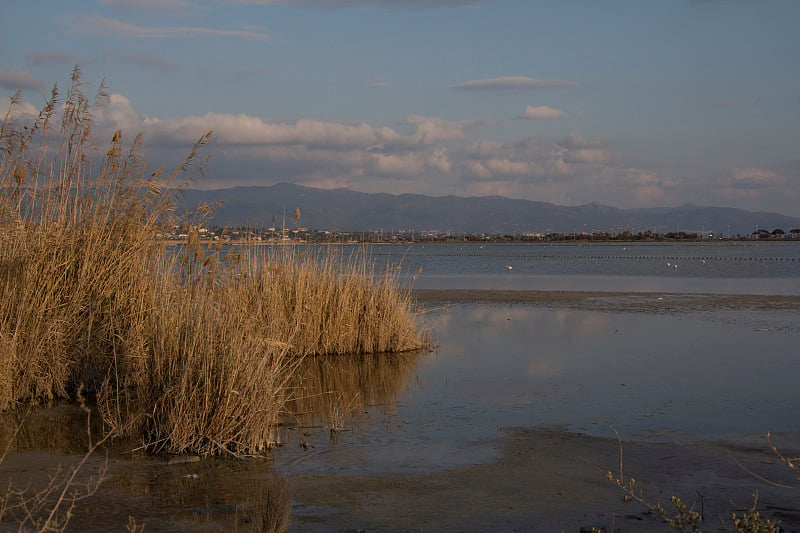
275, 304, 799, 478
271, 241, 800, 476
364, 241, 800, 294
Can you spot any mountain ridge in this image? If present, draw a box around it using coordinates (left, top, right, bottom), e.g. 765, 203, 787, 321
176, 183, 800, 236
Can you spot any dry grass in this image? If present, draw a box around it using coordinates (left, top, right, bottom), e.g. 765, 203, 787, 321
0, 67, 426, 457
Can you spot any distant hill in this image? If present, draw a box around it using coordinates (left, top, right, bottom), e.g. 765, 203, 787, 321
176, 183, 800, 236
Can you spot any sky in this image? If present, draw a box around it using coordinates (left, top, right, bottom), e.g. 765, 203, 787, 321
1, 0, 799, 216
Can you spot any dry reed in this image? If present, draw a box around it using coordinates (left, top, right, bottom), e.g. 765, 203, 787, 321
0, 68, 426, 457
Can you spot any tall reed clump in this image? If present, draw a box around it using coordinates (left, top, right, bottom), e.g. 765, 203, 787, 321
246, 246, 422, 356
0, 68, 426, 456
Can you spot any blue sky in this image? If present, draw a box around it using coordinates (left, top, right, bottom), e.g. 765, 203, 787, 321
2, 0, 799, 216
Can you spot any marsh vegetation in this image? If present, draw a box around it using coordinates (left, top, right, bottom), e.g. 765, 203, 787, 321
0, 68, 426, 460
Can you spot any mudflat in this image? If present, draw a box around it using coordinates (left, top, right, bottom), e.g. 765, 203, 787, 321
413, 289, 800, 312
4, 426, 797, 532
288, 427, 800, 532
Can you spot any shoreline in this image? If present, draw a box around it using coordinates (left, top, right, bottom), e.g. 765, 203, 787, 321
4, 424, 797, 532
286, 426, 800, 532
412, 289, 800, 312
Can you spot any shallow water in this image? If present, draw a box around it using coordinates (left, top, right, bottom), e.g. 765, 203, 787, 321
368, 241, 800, 294
272, 302, 800, 479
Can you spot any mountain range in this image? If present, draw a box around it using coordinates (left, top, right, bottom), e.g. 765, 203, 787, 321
176, 183, 800, 237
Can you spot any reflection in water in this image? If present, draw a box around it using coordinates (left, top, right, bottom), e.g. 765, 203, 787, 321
420, 303, 800, 440
269, 302, 797, 478
0, 349, 425, 531
0, 405, 290, 531
101, 455, 284, 531
283, 349, 426, 434
0, 348, 426, 455
0, 404, 104, 454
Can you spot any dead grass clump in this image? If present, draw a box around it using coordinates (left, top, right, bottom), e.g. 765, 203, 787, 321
243, 246, 424, 356
1, 68, 427, 457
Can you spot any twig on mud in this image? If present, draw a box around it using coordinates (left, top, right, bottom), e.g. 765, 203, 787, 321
729, 454, 794, 490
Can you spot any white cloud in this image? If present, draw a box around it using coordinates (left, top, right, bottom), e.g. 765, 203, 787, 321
427, 148, 452, 173
231, 0, 484, 7
141, 113, 393, 148
96, 93, 474, 188
719, 168, 786, 201
555, 133, 595, 150
462, 135, 610, 184
87, 92, 740, 213
405, 114, 473, 144
561, 148, 609, 165
470, 140, 502, 157
554, 134, 610, 165
464, 161, 492, 180
520, 105, 568, 120
490, 158, 543, 176
71, 15, 272, 42
367, 76, 390, 88
618, 168, 665, 204
371, 153, 424, 176
99, 0, 195, 10
0, 69, 44, 92
451, 76, 578, 91
103, 94, 150, 133
102, 93, 466, 151
0, 99, 39, 120
730, 167, 783, 189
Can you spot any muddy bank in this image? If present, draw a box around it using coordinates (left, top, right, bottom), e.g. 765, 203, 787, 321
2, 425, 797, 532
412, 289, 800, 313
0, 441, 281, 532
288, 426, 800, 532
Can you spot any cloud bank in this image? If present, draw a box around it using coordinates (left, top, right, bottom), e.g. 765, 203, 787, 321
451, 76, 578, 91
520, 105, 568, 120
231, 0, 485, 8
6, 91, 793, 214
0, 69, 43, 92
88, 93, 671, 207
71, 15, 272, 42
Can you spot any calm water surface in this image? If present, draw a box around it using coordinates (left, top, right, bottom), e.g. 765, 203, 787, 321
274, 242, 800, 477
365, 241, 800, 294
275, 303, 800, 477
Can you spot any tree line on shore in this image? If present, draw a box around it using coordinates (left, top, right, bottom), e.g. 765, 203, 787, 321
168, 225, 800, 244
